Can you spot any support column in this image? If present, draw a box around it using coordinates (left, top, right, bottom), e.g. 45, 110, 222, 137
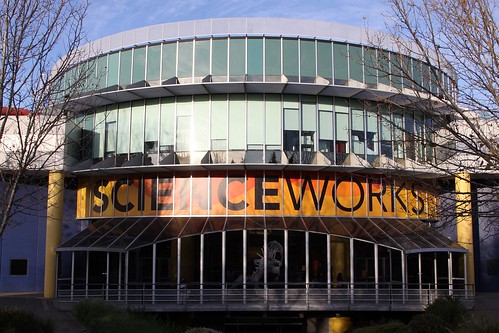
455, 172, 475, 287
44, 171, 65, 299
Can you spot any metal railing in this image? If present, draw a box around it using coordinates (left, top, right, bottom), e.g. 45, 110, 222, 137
56, 281, 474, 312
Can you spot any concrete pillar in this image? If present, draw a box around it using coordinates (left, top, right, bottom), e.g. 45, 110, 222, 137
44, 171, 65, 299
455, 172, 475, 286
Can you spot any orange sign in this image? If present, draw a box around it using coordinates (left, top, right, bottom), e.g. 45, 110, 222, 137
77, 172, 437, 219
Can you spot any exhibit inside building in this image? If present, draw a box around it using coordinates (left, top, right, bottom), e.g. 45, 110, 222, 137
44, 17, 480, 329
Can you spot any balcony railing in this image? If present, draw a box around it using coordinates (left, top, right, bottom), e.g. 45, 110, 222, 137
56, 281, 474, 312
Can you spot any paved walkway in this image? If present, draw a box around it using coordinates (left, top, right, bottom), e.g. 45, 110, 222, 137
0, 293, 85, 333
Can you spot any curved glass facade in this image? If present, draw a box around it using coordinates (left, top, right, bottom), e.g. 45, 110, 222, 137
73, 95, 432, 165
65, 36, 456, 99
58, 18, 471, 315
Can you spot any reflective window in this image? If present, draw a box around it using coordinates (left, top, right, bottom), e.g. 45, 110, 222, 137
317, 41, 332, 81
162, 43, 177, 81
176, 96, 192, 151
351, 101, 365, 157
247, 38, 263, 81
194, 40, 210, 78
349, 45, 363, 83
211, 95, 228, 150
247, 94, 264, 150
283, 39, 298, 82
265, 38, 281, 80
96, 55, 107, 89
229, 38, 245, 80
300, 40, 316, 82
193, 95, 209, 151
107, 53, 119, 86
333, 43, 348, 84
160, 98, 175, 153
366, 110, 379, 163
178, 41, 193, 79
145, 99, 159, 154
335, 99, 349, 163
378, 50, 390, 86
146, 45, 161, 82
130, 100, 145, 153
119, 50, 132, 86
265, 94, 281, 150
105, 105, 117, 156
364, 48, 377, 86
117, 103, 130, 155
212, 39, 227, 78
93, 108, 105, 158
228, 94, 245, 150
132, 47, 146, 84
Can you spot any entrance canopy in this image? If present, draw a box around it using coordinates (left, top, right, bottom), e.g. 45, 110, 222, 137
57, 216, 465, 254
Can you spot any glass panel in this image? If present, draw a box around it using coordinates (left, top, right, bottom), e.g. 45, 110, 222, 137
301, 103, 316, 152
226, 231, 243, 287
117, 103, 130, 155
194, 40, 210, 78
96, 55, 107, 89
146, 45, 161, 82
93, 108, 105, 158
335, 99, 349, 163
229, 38, 245, 79
176, 96, 192, 152
310, 233, 327, 284
178, 41, 193, 79
160, 97, 175, 153
130, 101, 145, 153
378, 50, 390, 86
283, 39, 298, 81
333, 43, 348, 84
119, 50, 132, 86
288, 231, 305, 286
366, 110, 379, 162
211, 95, 228, 150
145, 99, 159, 154
354, 240, 375, 285
265, 38, 281, 79
391, 52, 403, 89
265, 94, 281, 148
300, 40, 315, 82
247, 94, 264, 148
380, 106, 392, 158
180, 236, 200, 285
105, 106, 117, 156
212, 39, 227, 77
394, 111, 404, 159
267, 230, 285, 287
193, 95, 210, 151
349, 45, 363, 83
247, 38, 263, 80
405, 112, 415, 160
108, 53, 119, 86
331, 235, 350, 285
351, 102, 365, 157
132, 47, 146, 83
247, 230, 264, 288
162, 43, 177, 81
156, 241, 175, 288
228, 94, 245, 150
203, 233, 222, 287
364, 47, 377, 86
317, 41, 332, 81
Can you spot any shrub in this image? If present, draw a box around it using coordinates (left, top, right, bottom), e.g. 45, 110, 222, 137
184, 328, 222, 333
425, 296, 467, 329
0, 307, 54, 333
353, 320, 410, 333
408, 313, 448, 333
456, 316, 499, 333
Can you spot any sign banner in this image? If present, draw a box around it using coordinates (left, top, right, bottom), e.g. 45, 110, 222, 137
77, 172, 437, 219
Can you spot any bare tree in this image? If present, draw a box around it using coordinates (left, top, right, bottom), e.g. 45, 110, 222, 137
0, 0, 88, 237
368, 0, 499, 238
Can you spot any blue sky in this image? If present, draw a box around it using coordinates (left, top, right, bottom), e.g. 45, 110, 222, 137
84, 0, 391, 40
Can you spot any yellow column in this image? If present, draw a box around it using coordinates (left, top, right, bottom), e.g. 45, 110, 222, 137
44, 171, 65, 299
455, 172, 474, 286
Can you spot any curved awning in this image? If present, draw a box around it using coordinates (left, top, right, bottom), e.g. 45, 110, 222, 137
56, 216, 466, 254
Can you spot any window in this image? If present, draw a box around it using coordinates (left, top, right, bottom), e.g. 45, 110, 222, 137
194, 40, 210, 79
283, 39, 299, 82
132, 47, 146, 84
229, 38, 245, 80
10, 259, 28, 276
333, 43, 348, 84
247, 38, 263, 81
162, 43, 177, 81
300, 40, 316, 82
119, 50, 132, 86
146, 45, 161, 82
265, 38, 281, 81
178, 41, 193, 79
317, 41, 332, 81
212, 39, 228, 79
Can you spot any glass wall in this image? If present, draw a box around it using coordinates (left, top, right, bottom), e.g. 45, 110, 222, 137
69, 36, 456, 98
78, 95, 434, 166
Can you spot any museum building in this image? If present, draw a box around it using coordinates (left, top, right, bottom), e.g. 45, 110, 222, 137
53, 18, 475, 327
